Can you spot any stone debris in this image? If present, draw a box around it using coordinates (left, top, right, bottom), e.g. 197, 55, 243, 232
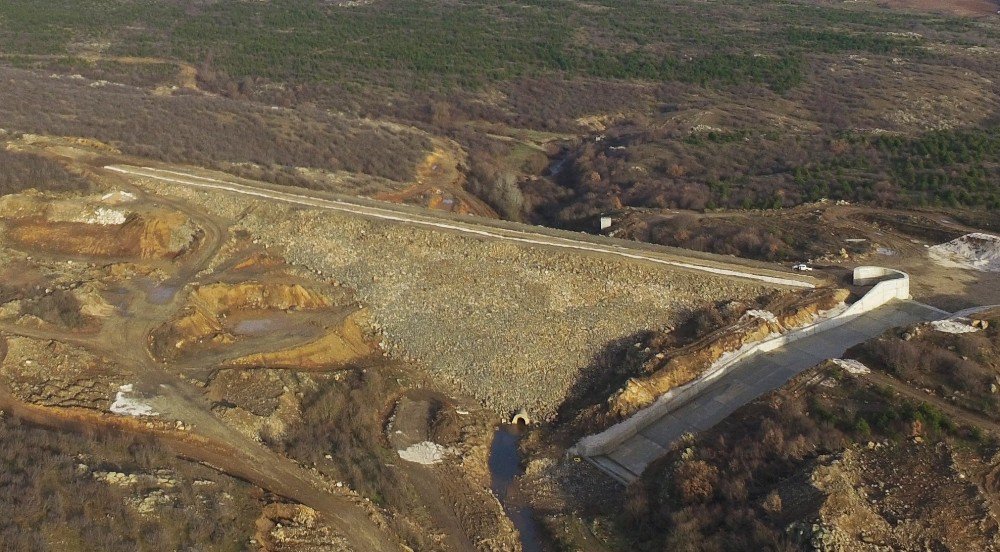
92, 469, 178, 488
0, 337, 121, 409
84, 207, 128, 225
158, 180, 769, 417
101, 190, 138, 204
745, 309, 779, 323
930, 318, 981, 334
831, 358, 871, 375
134, 489, 173, 515
397, 441, 454, 465
255, 503, 353, 551
928, 232, 1000, 272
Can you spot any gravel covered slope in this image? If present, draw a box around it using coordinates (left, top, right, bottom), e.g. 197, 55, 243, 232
158, 181, 772, 418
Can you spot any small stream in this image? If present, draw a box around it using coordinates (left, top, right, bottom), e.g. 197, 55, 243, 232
489, 424, 543, 552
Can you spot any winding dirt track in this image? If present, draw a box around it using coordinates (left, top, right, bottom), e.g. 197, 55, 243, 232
0, 387, 396, 551
0, 53, 200, 90
0, 169, 401, 550
865, 371, 1000, 435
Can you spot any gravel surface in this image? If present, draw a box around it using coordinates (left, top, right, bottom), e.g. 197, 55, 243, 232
153, 181, 772, 418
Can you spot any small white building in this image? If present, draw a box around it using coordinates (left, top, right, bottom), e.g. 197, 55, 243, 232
599, 216, 613, 231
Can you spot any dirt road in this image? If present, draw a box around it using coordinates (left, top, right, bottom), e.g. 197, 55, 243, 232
105, 165, 817, 290
0, 172, 402, 550
865, 371, 1000, 435
0, 386, 398, 551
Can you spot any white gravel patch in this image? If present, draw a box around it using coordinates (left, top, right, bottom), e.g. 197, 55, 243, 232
831, 358, 871, 375
930, 319, 981, 334
397, 441, 453, 465
929, 233, 1000, 272
85, 207, 128, 225
110, 384, 158, 417
745, 309, 778, 323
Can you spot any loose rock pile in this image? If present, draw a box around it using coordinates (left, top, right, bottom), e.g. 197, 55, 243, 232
0, 336, 124, 409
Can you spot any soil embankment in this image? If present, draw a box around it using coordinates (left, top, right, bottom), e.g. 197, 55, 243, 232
138, 166, 785, 418
609, 287, 849, 417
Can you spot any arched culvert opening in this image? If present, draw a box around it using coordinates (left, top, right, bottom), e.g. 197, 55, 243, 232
511, 408, 531, 427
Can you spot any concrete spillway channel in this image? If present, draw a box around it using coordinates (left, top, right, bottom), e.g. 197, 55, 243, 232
576, 268, 950, 483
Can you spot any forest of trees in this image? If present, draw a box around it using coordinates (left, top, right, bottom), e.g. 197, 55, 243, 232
0, 0, 995, 217
0, 0, 948, 93
531, 125, 1000, 228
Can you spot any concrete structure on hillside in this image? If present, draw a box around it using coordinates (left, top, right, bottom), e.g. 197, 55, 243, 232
575, 267, 950, 483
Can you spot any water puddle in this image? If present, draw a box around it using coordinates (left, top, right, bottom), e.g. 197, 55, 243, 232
489, 424, 543, 552
231, 317, 281, 335
134, 277, 179, 305
147, 285, 178, 305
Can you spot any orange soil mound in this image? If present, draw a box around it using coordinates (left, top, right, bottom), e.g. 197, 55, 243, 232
223, 310, 372, 370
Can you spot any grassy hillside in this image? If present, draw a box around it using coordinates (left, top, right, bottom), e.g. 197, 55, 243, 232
1, 0, 997, 217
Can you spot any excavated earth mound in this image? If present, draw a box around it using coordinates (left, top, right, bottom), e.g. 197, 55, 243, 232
151, 281, 369, 368
0, 191, 198, 259
929, 232, 1000, 272
0, 336, 128, 409
222, 310, 372, 370
784, 443, 1000, 551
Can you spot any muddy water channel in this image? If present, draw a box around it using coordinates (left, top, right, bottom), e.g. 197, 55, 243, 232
489, 424, 543, 552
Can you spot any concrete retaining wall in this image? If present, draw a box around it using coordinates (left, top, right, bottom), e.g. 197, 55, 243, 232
572, 267, 911, 458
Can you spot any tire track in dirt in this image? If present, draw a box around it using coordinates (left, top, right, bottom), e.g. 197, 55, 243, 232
0, 175, 402, 550
865, 371, 1000, 435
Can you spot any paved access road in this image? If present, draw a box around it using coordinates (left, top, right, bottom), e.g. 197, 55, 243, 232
589, 299, 946, 484
105, 165, 816, 290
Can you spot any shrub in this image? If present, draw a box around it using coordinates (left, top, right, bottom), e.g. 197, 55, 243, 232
19, 289, 83, 328
0, 150, 90, 196
674, 460, 719, 504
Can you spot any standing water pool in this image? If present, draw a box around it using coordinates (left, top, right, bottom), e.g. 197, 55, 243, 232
489, 424, 544, 552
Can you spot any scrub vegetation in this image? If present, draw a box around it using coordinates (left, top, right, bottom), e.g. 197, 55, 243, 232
0, 414, 257, 551
1, 0, 998, 220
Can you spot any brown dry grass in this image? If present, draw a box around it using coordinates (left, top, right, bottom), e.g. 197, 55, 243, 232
880, 0, 999, 16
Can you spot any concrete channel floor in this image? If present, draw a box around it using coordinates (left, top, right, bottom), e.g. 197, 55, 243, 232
590, 299, 946, 483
